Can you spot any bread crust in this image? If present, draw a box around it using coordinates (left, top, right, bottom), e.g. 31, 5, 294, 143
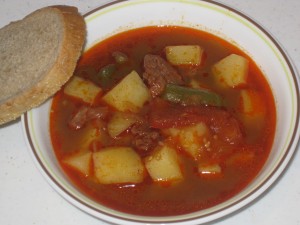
0, 5, 86, 125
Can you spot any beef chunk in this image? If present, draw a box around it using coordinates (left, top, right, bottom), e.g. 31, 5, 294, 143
209, 115, 243, 145
68, 106, 108, 130
143, 54, 183, 97
131, 122, 161, 155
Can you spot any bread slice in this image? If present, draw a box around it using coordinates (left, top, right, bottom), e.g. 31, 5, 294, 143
0, 5, 86, 125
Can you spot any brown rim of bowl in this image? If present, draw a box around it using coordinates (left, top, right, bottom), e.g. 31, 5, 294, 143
23, 0, 300, 224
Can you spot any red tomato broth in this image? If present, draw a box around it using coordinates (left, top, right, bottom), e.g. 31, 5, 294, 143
50, 26, 276, 216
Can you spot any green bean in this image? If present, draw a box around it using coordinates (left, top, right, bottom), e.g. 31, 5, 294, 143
97, 64, 116, 88
162, 84, 223, 107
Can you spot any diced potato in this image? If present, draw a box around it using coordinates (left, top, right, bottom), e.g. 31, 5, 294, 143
107, 112, 138, 138
212, 54, 249, 88
198, 163, 222, 177
240, 90, 252, 113
169, 123, 208, 160
165, 45, 204, 66
102, 70, 151, 112
63, 152, 92, 176
78, 125, 99, 150
239, 90, 267, 140
64, 76, 102, 104
93, 147, 145, 184
240, 90, 266, 115
144, 145, 183, 183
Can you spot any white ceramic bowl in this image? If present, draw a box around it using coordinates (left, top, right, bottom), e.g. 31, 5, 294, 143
22, 0, 300, 224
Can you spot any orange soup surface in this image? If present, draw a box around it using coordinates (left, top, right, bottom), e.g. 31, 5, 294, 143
50, 26, 276, 216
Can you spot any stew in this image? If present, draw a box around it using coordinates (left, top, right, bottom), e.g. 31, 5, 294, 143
50, 26, 276, 216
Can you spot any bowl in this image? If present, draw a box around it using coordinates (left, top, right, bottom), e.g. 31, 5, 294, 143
22, 0, 300, 224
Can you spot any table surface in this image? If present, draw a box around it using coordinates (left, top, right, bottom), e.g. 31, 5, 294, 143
1, 0, 300, 224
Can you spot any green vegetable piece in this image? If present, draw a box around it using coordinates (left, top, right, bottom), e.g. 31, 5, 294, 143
162, 84, 223, 107
97, 64, 116, 88
112, 51, 128, 64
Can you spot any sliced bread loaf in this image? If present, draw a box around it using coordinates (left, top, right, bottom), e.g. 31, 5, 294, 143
0, 5, 86, 125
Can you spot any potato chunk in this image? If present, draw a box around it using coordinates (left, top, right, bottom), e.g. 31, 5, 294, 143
78, 125, 99, 150
179, 123, 209, 159
64, 76, 102, 104
145, 145, 183, 183
93, 147, 145, 184
166, 123, 208, 160
63, 152, 92, 176
107, 112, 138, 138
240, 90, 252, 113
165, 45, 203, 66
212, 54, 249, 87
102, 70, 150, 112
240, 90, 266, 115
239, 90, 266, 139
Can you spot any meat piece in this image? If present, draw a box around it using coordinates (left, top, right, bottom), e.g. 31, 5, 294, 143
86, 107, 109, 121
209, 113, 243, 145
68, 106, 108, 130
68, 106, 89, 130
143, 54, 183, 97
131, 122, 161, 155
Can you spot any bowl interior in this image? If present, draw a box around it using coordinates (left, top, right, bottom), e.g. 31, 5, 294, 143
22, 0, 300, 224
